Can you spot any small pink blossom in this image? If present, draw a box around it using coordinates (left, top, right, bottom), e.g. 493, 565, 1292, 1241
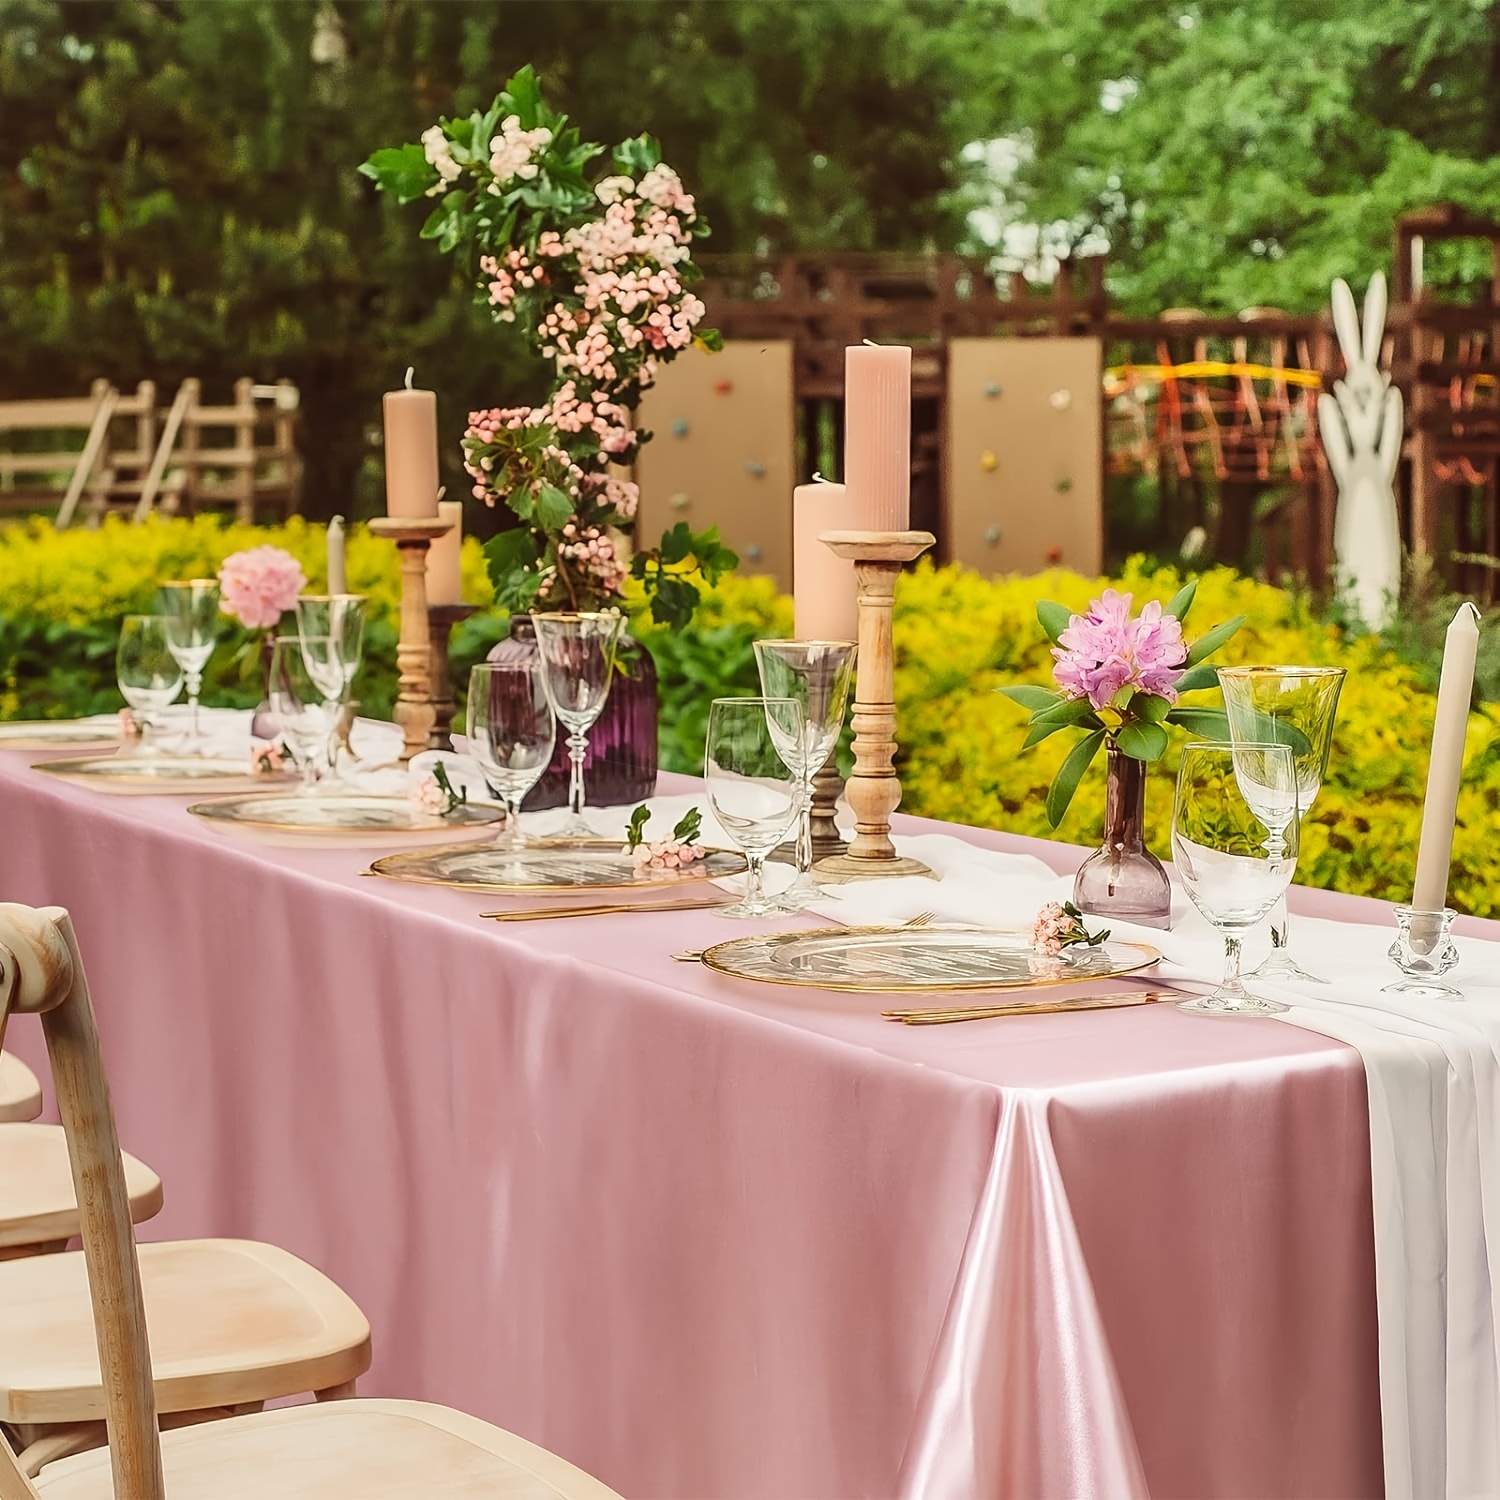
250, 740, 285, 775
410, 776, 449, 816
1029, 901, 1070, 957
219, 546, 306, 631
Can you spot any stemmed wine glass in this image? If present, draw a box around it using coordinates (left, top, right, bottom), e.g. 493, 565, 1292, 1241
158, 580, 219, 751
1218, 666, 1345, 981
704, 696, 805, 919
267, 636, 334, 793
1171, 741, 1300, 1015
116, 615, 183, 752
532, 612, 624, 841
467, 662, 557, 850
295, 595, 367, 778
753, 639, 857, 911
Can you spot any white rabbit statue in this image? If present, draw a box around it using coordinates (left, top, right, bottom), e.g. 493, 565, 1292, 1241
1319, 273, 1403, 632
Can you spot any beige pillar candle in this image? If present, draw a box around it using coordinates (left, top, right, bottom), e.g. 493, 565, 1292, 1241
426, 500, 464, 606
326, 516, 347, 596
843, 343, 912, 531
383, 374, 440, 518
793, 482, 860, 641
1412, 601, 1482, 909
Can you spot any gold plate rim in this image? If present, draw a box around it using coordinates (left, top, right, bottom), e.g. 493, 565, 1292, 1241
698, 924, 1162, 995
0, 720, 120, 747
368, 838, 747, 893
187, 793, 506, 835
35, 756, 298, 792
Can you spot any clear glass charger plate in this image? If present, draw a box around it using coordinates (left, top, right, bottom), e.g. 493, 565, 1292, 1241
1, 720, 122, 752
34, 755, 297, 797
698, 925, 1161, 994
187, 793, 505, 849
369, 839, 747, 893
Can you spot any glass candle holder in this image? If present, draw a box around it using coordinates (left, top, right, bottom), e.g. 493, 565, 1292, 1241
1383, 905, 1462, 1001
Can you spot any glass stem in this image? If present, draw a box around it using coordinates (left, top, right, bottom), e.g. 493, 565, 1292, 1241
1268, 894, 1290, 951
186, 669, 203, 742
744, 852, 766, 908
567, 729, 588, 819
1220, 934, 1248, 1001
796, 772, 813, 875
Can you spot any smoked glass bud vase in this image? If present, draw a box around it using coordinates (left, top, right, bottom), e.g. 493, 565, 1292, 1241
1071, 741, 1172, 929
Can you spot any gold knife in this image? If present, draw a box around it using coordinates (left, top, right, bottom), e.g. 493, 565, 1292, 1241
483, 898, 728, 922
883, 990, 1171, 1025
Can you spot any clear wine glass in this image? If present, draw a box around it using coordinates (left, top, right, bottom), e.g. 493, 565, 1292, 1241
532, 611, 624, 841
116, 615, 183, 752
1218, 666, 1345, 982
467, 662, 557, 850
753, 639, 857, 911
158, 579, 220, 752
1172, 741, 1300, 1015
705, 696, 804, 919
295, 595, 366, 778
267, 636, 334, 793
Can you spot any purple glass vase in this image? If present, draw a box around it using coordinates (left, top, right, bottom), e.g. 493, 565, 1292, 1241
1071, 741, 1172, 929
487, 614, 658, 811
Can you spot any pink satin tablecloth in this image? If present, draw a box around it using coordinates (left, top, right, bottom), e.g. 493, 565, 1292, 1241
0, 753, 1398, 1497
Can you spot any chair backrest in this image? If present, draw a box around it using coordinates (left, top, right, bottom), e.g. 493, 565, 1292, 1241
0, 904, 165, 1499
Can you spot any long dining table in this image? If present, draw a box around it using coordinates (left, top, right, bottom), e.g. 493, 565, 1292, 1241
6, 745, 1480, 1498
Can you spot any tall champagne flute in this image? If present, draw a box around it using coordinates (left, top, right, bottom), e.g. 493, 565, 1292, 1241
753, 639, 856, 911
268, 637, 333, 793
116, 615, 183, 751
1172, 742, 1300, 1015
705, 697, 804, 919
532, 612, 623, 840
1218, 666, 1344, 981
158, 579, 219, 751
296, 595, 366, 776
467, 662, 557, 849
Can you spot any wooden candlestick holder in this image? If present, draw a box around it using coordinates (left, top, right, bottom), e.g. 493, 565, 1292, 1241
808, 756, 848, 862
426, 602, 478, 752
368, 516, 452, 763
812, 529, 936, 881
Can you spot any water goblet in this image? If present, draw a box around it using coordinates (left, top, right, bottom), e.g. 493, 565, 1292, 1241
1172, 741, 1300, 1015
116, 614, 184, 751
1218, 666, 1345, 981
157, 579, 220, 751
705, 696, 804, 919
295, 595, 367, 776
467, 662, 557, 850
267, 636, 334, 793
532, 611, 624, 841
753, 639, 857, 911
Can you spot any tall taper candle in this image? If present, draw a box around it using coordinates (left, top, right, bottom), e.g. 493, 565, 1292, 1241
843, 343, 912, 530
326, 515, 347, 596
427, 499, 464, 606
383, 373, 440, 518
1412, 601, 1482, 909
793, 482, 860, 641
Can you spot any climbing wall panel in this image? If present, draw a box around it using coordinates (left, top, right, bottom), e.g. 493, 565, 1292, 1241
634, 341, 796, 589
946, 337, 1103, 576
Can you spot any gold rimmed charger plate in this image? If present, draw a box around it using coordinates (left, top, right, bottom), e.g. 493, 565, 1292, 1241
188, 792, 505, 849
1, 720, 121, 753
368, 839, 747, 893
696, 925, 1161, 995
34, 755, 295, 797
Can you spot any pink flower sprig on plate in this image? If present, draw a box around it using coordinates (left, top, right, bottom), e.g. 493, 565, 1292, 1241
623, 804, 706, 873
1030, 900, 1110, 957
118, 708, 142, 742
999, 579, 1244, 827
250, 740, 285, 776
411, 763, 468, 818
218, 546, 307, 631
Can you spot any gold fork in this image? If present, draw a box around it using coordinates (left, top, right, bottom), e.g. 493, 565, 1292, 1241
483, 897, 728, 922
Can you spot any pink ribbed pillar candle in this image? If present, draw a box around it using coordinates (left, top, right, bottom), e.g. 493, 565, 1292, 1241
843, 344, 912, 531
793, 482, 861, 641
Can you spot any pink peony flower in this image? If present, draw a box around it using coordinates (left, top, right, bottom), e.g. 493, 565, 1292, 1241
1052, 589, 1187, 710
219, 546, 307, 631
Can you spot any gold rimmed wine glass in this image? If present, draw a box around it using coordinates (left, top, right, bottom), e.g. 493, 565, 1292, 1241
157, 579, 220, 751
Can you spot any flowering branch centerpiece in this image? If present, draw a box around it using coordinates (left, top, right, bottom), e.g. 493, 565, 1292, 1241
361, 67, 735, 628
1001, 582, 1243, 927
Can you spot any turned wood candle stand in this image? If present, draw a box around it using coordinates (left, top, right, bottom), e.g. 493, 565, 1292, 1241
426, 603, 479, 752
368, 516, 452, 763
812, 529, 936, 881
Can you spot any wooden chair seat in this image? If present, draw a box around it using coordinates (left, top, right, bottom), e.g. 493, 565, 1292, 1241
0, 1125, 161, 1253
30, 1399, 620, 1498
0, 1052, 42, 1122
0, 1238, 369, 1424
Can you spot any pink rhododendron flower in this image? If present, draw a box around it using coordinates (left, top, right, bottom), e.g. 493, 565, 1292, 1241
1052, 589, 1187, 710
219, 547, 306, 631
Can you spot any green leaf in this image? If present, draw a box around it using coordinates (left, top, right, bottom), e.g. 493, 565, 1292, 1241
650, 575, 702, 629
613, 133, 662, 175
534, 484, 574, 531
1165, 580, 1198, 623
1022, 695, 1100, 747
1164, 707, 1232, 741
358, 144, 434, 204
997, 684, 1064, 712
1036, 599, 1072, 644
1174, 662, 1221, 694
483, 527, 541, 596
1134, 692, 1171, 723
625, 805, 651, 850
1185, 615, 1246, 666
1046, 729, 1105, 828
658, 521, 694, 566
1115, 720, 1169, 761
